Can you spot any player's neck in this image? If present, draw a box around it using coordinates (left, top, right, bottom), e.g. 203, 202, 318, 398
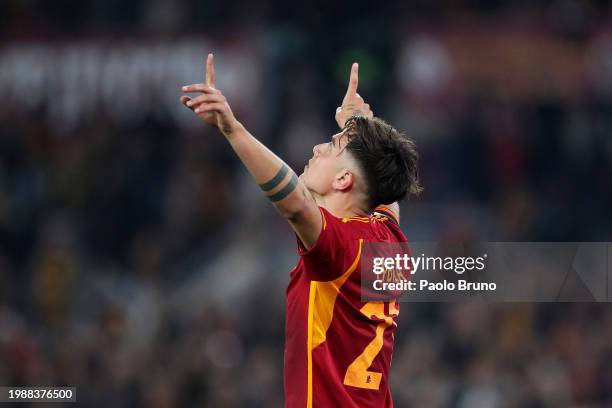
313, 192, 369, 218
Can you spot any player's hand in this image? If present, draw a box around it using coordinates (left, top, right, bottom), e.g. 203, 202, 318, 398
335, 62, 374, 129
180, 53, 241, 137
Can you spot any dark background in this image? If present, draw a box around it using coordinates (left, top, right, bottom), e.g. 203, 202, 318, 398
1, 0, 611, 406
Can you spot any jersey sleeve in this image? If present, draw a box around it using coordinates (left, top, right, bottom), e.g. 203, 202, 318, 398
373, 205, 400, 225
296, 207, 356, 281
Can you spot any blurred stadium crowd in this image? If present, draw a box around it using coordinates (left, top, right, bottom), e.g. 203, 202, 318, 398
1, 0, 611, 406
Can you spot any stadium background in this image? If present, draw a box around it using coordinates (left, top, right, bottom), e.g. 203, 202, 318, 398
1, 0, 611, 406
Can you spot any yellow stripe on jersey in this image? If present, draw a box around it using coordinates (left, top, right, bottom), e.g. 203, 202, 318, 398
306, 239, 363, 408
341, 216, 370, 223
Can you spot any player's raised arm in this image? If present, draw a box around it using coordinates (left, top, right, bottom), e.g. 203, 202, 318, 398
180, 54, 322, 247
334, 63, 401, 223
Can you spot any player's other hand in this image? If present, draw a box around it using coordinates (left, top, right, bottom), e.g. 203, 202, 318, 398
180, 53, 241, 137
335, 62, 374, 129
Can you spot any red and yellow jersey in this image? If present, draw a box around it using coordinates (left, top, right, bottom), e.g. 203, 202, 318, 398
284, 206, 408, 408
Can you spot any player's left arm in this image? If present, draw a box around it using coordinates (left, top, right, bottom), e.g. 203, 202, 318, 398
180, 54, 322, 248
335, 63, 400, 224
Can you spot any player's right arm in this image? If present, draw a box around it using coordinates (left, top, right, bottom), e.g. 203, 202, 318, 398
180, 54, 322, 248
335, 63, 401, 224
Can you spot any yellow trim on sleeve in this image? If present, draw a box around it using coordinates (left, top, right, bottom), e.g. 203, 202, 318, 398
374, 205, 399, 223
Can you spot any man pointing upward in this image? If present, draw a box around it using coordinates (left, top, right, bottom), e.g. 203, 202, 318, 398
181, 54, 421, 407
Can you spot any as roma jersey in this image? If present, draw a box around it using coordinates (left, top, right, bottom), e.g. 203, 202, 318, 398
284, 206, 408, 408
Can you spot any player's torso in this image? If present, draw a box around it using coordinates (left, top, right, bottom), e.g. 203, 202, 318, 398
284, 213, 406, 408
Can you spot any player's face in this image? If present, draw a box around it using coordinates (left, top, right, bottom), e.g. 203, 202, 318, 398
301, 130, 350, 195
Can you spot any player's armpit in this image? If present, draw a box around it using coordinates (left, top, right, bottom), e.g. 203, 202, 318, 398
258, 164, 322, 248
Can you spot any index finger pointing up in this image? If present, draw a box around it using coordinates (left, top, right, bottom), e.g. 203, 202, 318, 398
206, 53, 216, 87
345, 62, 359, 96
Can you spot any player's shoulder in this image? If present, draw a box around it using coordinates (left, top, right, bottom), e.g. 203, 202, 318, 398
320, 206, 405, 242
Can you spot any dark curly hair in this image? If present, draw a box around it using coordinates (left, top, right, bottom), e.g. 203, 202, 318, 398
344, 115, 422, 211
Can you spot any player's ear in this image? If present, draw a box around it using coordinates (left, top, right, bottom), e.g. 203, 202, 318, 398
332, 169, 353, 192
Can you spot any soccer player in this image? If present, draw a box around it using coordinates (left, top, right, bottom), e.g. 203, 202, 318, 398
181, 54, 421, 407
